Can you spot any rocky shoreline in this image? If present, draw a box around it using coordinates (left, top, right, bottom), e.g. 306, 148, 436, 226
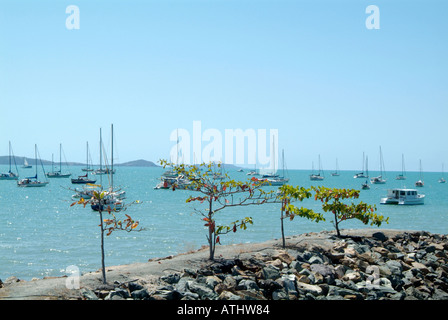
1, 229, 448, 300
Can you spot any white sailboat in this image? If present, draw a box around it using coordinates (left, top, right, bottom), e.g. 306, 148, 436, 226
0, 141, 19, 180
310, 155, 324, 181
91, 124, 123, 212
17, 144, 49, 187
354, 152, 368, 178
396, 154, 406, 180
71, 141, 97, 184
81, 141, 94, 172
415, 159, 424, 187
92, 128, 116, 176
331, 158, 340, 176
371, 146, 386, 184
22, 158, 32, 168
267, 149, 290, 186
46, 144, 71, 178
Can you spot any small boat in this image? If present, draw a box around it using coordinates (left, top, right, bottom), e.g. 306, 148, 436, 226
331, 158, 340, 176
354, 152, 368, 178
396, 154, 407, 180
22, 158, 32, 169
81, 142, 94, 172
438, 163, 446, 183
310, 155, 324, 181
246, 170, 258, 176
46, 144, 71, 178
71, 173, 97, 184
361, 180, 370, 190
266, 149, 289, 186
380, 188, 425, 205
361, 157, 370, 190
0, 141, 19, 181
415, 159, 424, 187
17, 144, 49, 187
371, 146, 387, 184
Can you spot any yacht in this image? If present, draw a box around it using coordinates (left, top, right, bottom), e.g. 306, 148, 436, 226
371, 146, 387, 184
380, 188, 425, 205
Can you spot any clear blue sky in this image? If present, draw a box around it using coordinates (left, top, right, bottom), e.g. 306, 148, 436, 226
1, 0, 447, 171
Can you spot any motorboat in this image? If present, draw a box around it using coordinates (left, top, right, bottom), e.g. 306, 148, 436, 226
380, 188, 425, 205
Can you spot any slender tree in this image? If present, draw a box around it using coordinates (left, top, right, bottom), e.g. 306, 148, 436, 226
277, 185, 325, 248
160, 160, 277, 260
71, 189, 141, 284
311, 186, 388, 237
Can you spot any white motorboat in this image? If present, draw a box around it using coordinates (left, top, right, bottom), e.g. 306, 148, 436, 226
380, 188, 425, 205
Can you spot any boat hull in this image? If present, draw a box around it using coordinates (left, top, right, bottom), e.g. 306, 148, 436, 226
17, 180, 49, 187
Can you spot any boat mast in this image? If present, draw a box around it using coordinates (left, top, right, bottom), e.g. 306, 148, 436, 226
111, 124, 114, 191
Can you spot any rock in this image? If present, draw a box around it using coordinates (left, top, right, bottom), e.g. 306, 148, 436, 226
161, 273, 180, 284
343, 271, 361, 282
296, 282, 323, 296
131, 288, 150, 300
218, 290, 242, 300
105, 288, 130, 300
261, 265, 281, 280
187, 281, 218, 300
372, 232, 388, 242
80, 288, 99, 300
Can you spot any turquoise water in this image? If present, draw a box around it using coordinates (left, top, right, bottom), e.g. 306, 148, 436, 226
1, 164, 447, 281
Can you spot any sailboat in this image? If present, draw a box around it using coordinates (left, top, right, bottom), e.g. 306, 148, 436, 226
71, 141, 97, 184
415, 160, 424, 187
17, 144, 49, 187
310, 155, 324, 181
396, 154, 406, 180
371, 146, 386, 184
81, 142, 94, 172
92, 128, 116, 175
22, 158, 32, 168
91, 124, 123, 212
46, 144, 71, 178
0, 141, 19, 180
439, 163, 446, 183
361, 156, 370, 190
267, 149, 290, 186
331, 158, 340, 176
354, 152, 368, 178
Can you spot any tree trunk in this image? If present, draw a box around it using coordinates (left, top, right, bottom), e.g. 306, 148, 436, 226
281, 202, 286, 249
99, 205, 107, 284
208, 199, 215, 260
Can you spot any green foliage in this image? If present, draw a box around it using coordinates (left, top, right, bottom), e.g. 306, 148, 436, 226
311, 186, 389, 236
276, 185, 325, 247
160, 159, 276, 260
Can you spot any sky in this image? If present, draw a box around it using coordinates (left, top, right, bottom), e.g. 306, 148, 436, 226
0, 0, 447, 172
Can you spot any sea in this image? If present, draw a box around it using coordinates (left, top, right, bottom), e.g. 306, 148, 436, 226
1, 164, 447, 281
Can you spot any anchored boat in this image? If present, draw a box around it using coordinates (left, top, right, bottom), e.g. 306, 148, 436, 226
380, 188, 425, 205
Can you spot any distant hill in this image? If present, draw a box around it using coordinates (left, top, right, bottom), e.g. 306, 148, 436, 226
0, 156, 160, 168
115, 159, 159, 167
